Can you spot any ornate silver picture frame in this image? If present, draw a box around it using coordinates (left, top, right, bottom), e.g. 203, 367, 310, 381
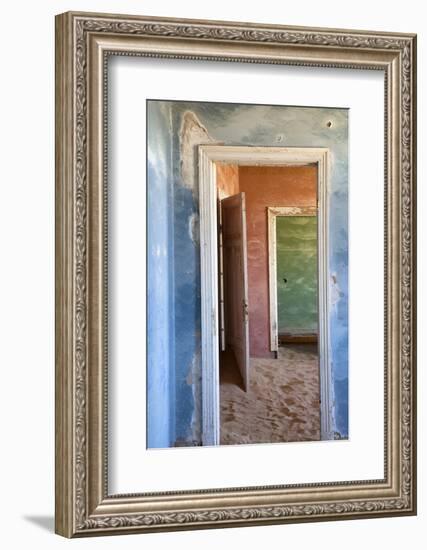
55, 11, 416, 537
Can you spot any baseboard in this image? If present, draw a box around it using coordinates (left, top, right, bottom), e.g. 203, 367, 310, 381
278, 333, 318, 344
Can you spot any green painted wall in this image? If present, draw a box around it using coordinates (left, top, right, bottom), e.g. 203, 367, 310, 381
276, 216, 318, 334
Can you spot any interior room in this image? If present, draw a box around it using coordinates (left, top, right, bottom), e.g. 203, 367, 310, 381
216, 163, 321, 445
146, 100, 349, 449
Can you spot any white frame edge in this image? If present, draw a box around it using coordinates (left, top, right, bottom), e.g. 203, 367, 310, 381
199, 146, 334, 444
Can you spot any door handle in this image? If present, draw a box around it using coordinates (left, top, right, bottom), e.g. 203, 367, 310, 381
242, 301, 249, 317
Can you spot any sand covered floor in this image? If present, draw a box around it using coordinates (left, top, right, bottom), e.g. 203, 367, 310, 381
220, 344, 320, 445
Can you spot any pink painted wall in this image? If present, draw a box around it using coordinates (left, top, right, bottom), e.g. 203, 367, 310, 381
239, 166, 318, 358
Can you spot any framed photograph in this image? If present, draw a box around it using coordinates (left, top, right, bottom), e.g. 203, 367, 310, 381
55, 11, 417, 537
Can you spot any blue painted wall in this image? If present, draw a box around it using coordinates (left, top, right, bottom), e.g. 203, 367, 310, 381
147, 100, 349, 444
146, 101, 175, 448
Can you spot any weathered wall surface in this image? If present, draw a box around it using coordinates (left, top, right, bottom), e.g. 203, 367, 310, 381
216, 163, 239, 200
147, 100, 349, 443
146, 101, 175, 448
276, 216, 318, 334
239, 165, 317, 357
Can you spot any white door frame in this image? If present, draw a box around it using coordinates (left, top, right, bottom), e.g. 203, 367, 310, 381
199, 145, 334, 445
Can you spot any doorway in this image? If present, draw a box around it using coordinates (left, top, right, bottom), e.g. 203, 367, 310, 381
199, 146, 333, 445
268, 206, 318, 351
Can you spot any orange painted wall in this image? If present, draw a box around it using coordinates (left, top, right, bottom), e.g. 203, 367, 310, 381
239, 165, 318, 358
216, 163, 239, 199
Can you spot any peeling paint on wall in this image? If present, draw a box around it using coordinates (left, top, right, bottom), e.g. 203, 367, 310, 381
186, 348, 202, 444
330, 273, 341, 313
179, 111, 217, 194
188, 212, 199, 244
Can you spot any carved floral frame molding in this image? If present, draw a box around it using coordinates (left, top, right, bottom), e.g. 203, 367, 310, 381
55, 11, 417, 537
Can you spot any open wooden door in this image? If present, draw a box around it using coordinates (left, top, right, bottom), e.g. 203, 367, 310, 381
221, 192, 250, 391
